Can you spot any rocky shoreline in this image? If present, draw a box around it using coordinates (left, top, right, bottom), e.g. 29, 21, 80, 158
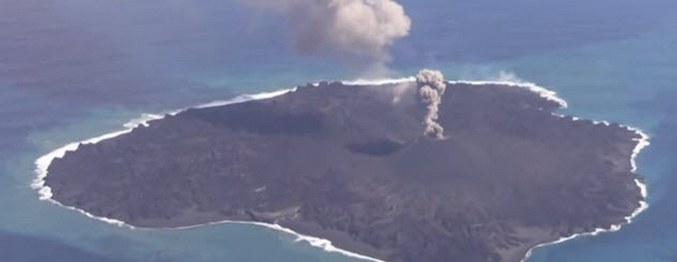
39, 77, 646, 262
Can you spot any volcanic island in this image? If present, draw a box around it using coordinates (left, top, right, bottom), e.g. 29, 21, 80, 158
42, 70, 647, 262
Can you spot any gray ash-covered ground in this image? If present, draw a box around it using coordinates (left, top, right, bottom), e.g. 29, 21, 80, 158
46, 79, 644, 262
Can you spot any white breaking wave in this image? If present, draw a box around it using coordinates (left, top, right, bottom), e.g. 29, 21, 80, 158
30, 86, 382, 262
448, 79, 569, 109
194, 88, 297, 109
168, 220, 384, 262
31, 75, 649, 262
342, 76, 416, 86
342, 75, 568, 109
521, 126, 650, 262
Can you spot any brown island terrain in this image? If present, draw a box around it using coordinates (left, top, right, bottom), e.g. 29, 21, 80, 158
45, 75, 645, 262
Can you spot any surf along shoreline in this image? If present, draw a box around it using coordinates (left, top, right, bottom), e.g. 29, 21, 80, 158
31, 76, 650, 262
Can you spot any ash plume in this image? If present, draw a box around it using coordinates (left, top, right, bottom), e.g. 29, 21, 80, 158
416, 69, 447, 139
244, 0, 411, 64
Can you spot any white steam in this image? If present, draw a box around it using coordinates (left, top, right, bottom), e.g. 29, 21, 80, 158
245, 0, 411, 63
416, 69, 447, 139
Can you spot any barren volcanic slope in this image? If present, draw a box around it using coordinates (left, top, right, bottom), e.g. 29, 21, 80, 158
46, 80, 644, 262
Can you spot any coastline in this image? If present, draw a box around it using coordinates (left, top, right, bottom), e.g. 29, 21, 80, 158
29, 86, 383, 262
31, 76, 650, 262
520, 126, 650, 262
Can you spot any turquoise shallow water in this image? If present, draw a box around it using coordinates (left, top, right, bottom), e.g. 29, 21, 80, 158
1, 0, 677, 261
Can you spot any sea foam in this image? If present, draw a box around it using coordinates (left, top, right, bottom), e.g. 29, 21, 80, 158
521, 126, 650, 262
30, 87, 382, 261
32, 76, 648, 262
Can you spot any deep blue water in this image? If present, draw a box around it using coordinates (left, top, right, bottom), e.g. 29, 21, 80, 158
1, 0, 676, 261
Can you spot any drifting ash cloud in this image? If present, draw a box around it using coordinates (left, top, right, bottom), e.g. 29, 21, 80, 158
417, 69, 447, 139
245, 0, 411, 63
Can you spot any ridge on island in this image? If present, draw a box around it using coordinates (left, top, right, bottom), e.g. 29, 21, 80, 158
43, 73, 645, 262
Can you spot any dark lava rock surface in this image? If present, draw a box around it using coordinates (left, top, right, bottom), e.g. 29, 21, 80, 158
46, 81, 644, 262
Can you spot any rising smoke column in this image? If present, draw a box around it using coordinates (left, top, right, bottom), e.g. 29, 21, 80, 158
417, 69, 447, 139
243, 0, 411, 63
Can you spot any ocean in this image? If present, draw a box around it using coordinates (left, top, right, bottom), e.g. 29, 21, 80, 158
1, 0, 676, 261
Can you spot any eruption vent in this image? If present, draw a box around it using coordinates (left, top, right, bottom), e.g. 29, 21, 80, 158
244, 0, 411, 63
416, 69, 447, 139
